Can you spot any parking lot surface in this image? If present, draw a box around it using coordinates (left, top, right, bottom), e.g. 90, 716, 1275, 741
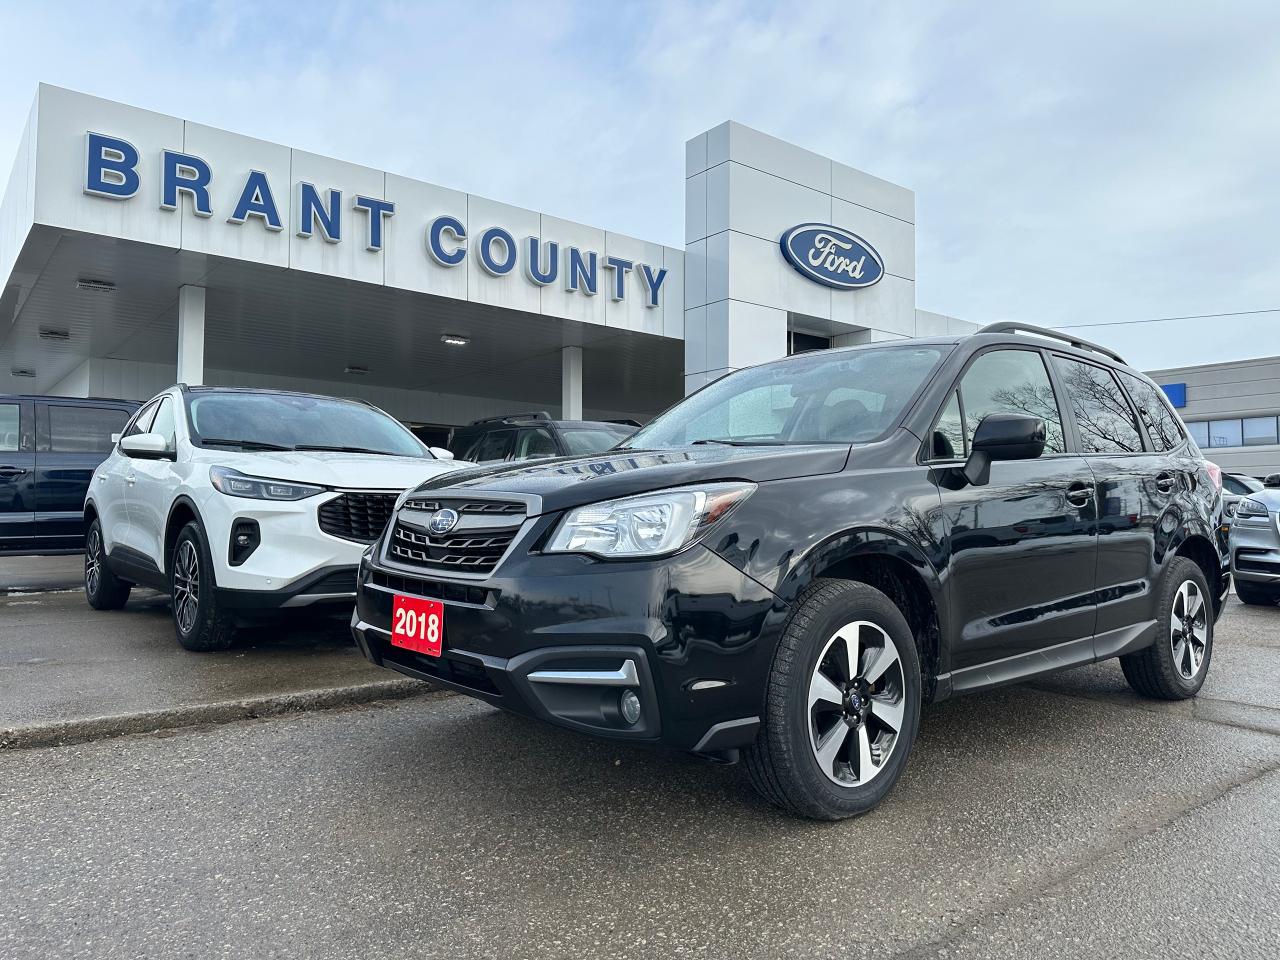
2, 597, 1279, 958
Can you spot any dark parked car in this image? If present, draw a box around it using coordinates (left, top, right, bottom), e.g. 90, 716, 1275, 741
1, 395, 139, 553
352, 324, 1227, 819
449, 412, 637, 463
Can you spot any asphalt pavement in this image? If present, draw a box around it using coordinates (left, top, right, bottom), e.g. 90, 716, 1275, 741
2, 596, 1279, 958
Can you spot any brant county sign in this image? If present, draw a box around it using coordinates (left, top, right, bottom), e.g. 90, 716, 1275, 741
779, 223, 884, 290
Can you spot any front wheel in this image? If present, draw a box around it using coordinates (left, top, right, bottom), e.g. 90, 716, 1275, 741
1120, 557, 1213, 699
170, 521, 236, 652
1234, 580, 1279, 607
744, 579, 921, 820
84, 519, 131, 610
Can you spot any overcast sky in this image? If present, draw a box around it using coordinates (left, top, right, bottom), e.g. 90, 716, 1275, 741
1, 0, 1276, 371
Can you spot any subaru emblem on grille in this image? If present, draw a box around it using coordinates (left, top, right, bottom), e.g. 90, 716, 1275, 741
427, 508, 460, 535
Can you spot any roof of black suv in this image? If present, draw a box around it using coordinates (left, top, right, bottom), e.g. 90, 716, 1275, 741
1, 394, 138, 404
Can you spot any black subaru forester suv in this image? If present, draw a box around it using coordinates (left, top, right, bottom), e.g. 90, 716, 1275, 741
352, 324, 1226, 820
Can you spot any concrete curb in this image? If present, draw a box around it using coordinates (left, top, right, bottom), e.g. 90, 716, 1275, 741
0, 678, 445, 750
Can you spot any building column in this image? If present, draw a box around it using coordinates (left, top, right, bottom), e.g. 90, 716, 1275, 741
176, 285, 206, 385
561, 345, 583, 420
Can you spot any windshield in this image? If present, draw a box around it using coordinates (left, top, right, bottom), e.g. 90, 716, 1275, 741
561, 423, 635, 455
187, 392, 428, 457
621, 346, 945, 448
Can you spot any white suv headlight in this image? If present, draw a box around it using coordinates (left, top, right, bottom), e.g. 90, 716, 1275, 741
209, 466, 324, 501
545, 483, 755, 559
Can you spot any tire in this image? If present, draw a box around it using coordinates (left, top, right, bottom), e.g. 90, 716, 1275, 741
84, 518, 131, 610
170, 520, 236, 652
744, 578, 922, 820
1120, 557, 1213, 700
1234, 580, 1279, 607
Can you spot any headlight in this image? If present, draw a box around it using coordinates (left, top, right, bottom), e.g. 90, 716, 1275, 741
1236, 497, 1270, 519
209, 466, 324, 501
545, 483, 755, 559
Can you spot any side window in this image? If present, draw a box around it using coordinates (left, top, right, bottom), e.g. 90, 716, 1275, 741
513, 428, 557, 459
1117, 372, 1185, 452
929, 390, 965, 460
45, 405, 132, 453
0, 403, 19, 452
957, 349, 1066, 454
148, 398, 177, 453
123, 401, 159, 441
1051, 356, 1146, 454
471, 430, 514, 462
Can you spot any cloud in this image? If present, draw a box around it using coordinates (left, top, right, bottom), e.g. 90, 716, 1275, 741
0, 0, 1276, 369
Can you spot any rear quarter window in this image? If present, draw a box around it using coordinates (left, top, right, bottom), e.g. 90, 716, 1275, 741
45, 404, 133, 453
1117, 371, 1186, 452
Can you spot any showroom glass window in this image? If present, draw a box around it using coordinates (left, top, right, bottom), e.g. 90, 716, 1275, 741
1208, 419, 1243, 448
1051, 356, 1145, 454
44, 405, 132, 453
1186, 421, 1209, 447
1117, 372, 1184, 452
1242, 416, 1279, 446
952, 349, 1066, 454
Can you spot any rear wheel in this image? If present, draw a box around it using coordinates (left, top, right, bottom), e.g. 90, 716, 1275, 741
1234, 580, 1279, 606
744, 579, 921, 820
84, 519, 131, 610
1121, 557, 1213, 699
170, 521, 236, 652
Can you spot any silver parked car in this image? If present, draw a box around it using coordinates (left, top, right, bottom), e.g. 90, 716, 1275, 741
1222, 472, 1264, 524
1229, 489, 1280, 605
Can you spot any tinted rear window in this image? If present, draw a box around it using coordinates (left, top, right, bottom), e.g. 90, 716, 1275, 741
46, 405, 131, 453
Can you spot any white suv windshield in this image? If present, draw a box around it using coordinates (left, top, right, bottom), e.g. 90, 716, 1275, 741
622, 346, 945, 448
188, 392, 428, 457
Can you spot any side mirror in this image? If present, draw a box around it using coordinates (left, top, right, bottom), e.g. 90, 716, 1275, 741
1265, 473, 1280, 488
429, 446, 455, 461
110, 432, 122, 444
120, 432, 170, 459
962, 413, 1047, 486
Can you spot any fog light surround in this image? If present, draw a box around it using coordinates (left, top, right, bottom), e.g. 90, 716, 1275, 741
619, 688, 642, 725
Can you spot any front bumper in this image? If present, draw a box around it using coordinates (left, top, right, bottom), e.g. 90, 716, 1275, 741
1229, 513, 1280, 584
217, 564, 360, 611
352, 542, 787, 754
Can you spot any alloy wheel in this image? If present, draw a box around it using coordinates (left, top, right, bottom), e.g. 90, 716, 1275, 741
173, 540, 200, 635
85, 528, 102, 596
807, 620, 906, 786
1170, 579, 1208, 680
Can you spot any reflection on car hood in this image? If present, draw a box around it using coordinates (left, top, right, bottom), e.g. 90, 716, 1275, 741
188, 448, 466, 490
407, 443, 851, 514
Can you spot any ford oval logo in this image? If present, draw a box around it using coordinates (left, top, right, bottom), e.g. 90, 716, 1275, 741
427, 508, 459, 536
779, 223, 884, 290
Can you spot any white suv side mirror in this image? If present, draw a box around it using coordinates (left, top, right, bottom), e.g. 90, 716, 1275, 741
120, 432, 171, 459
429, 446, 455, 460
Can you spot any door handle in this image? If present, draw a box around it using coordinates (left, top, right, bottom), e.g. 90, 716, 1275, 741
1065, 481, 1094, 507
0, 466, 28, 479
1155, 472, 1177, 494
125, 475, 137, 485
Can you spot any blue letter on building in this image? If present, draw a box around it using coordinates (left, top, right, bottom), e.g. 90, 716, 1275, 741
477, 227, 517, 276
353, 196, 395, 252
525, 237, 558, 285
639, 264, 667, 308
160, 150, 213, 217
604, 256, 633, 301
296, 183, 342, 242
84, 132, 140, 199
228, 170, 283, 230
567, 248, 598, 296
428, 215, 467, 265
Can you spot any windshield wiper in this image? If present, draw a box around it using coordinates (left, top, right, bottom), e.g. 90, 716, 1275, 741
200, 438, 293, 451
689, 438, 791, 446
291, 444, 398, 456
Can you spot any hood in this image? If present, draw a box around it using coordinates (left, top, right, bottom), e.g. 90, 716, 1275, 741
406, 443, 851, 514
189, 448, 465, 491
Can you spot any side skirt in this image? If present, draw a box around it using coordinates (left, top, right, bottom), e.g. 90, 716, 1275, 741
105, 545, 168, 592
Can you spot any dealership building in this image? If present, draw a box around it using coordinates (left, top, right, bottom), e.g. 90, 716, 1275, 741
0, 84, 977, 440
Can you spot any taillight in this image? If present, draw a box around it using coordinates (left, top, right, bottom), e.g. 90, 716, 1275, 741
1204, 461, 1222, 490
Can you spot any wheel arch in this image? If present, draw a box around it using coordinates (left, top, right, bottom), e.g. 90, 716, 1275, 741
163, 495, 205, 576
777, 528, 948, 699
1171, 531, 1225, 617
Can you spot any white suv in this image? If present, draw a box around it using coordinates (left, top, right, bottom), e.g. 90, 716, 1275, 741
84, 385, 464, 650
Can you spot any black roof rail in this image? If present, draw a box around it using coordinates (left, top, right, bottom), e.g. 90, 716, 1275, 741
467, 410, 552, 426
977, 322, 1126, 365
604, 418, 642, 427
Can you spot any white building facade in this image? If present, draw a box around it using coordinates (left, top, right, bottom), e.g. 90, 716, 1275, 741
0, 85, 974, 432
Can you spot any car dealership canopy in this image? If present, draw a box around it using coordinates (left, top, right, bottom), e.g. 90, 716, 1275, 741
0, 85, 974, 426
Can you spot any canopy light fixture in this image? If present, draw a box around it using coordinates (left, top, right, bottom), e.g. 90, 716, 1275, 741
344, 365, 369, 376
38, 328, 70, 342
10, 367, 36, 378
75, 278, 116, 294
440, 334, 470, 346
